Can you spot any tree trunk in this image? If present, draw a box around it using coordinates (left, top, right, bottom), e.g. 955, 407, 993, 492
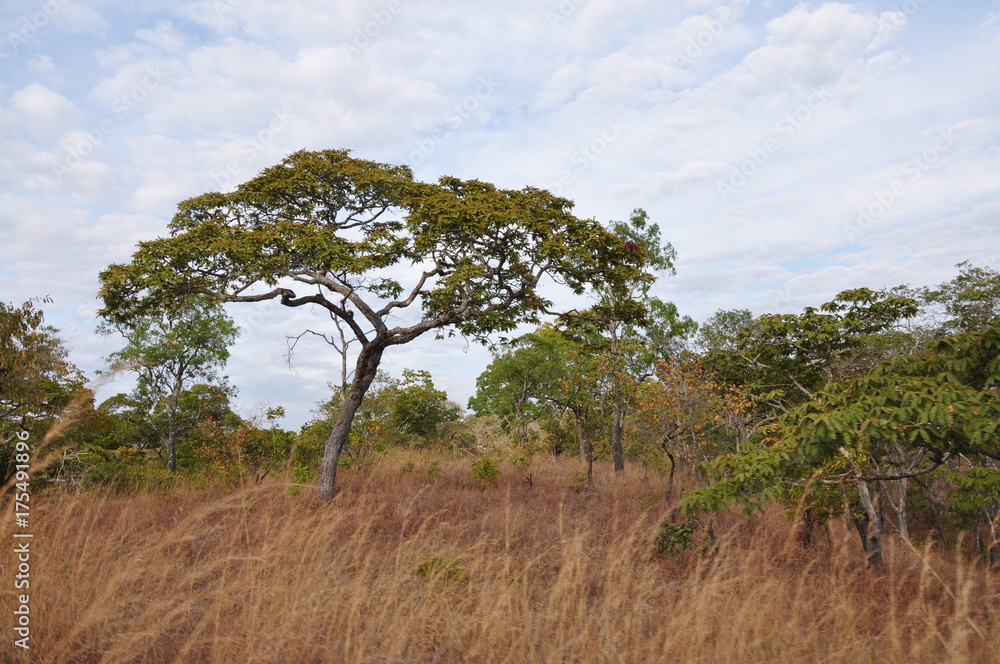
586, 429, 594, 487
883, 478, 910, 542
611, 400, 625, 472
856, 480, 884, 566
317, 345, 384, 501
166, 375, 183, 473
575, 413, 586, 463
988, 508, 999, 569
516, 396, 529, 448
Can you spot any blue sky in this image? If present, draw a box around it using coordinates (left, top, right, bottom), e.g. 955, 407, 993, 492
2, 0, 999, 428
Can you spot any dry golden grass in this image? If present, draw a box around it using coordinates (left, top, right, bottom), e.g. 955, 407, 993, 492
3, 455, 998, 663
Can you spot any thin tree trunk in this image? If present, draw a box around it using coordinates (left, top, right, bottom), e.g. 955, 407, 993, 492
884, 478, 910, 542
988, 507, 999, 569
611, 400, 625, 472
586, 429, 594, 486
664, 448, 676, 503
317, 345, 384, 501
517, 395, 529, 448
856, 479, 884, 566
166, 375, 183, 473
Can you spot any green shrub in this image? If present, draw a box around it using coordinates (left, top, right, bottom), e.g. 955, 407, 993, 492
426, 460, 442, 484
415, 555, 469, 585
469, 457, 500, 487
652, 518, 701, 558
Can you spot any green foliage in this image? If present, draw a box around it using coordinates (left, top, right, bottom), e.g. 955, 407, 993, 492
702, 288, 919, 423
1, 298, 88, 479
697, 309, 754, 352
651, 518, 702, 558
99, 148, 648, 346
470, 324, 608, 456
414, 555, 470, 585
921, 261, 1000, 336
506, 450, 531, 474
426, 460, 442, 484
388, 369, 461, 441
469, 457, 501, 487
288, 464, 317, 496
682, 327, 1000, 533
192, 415, 288, 485
568, 468, 591, 493
303, 369, 459, 459
948, 467, 1000, 526
337, 456, 360, 470
99, 296, 238, 472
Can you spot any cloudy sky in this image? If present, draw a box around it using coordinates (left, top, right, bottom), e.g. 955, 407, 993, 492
2, 0, 999, 428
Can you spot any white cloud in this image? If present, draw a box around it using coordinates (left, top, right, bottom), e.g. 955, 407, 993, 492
9, 82, 83, 140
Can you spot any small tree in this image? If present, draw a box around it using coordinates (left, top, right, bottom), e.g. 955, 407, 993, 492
99, 149, 648, 500
100, 297, 238, 472
1, 298, 87, 480
388, 369, 460, 442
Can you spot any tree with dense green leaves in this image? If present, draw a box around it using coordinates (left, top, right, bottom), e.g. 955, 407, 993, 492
920, 261, 1000, 336
469, 326, 570, 449
701, 288, 919, 428
100, 298, 238, 472
388, 369, 461, 441
696, 308, 754, 352
682, 326, 1000, 566
1, 298, 88, 480
99, 149, 650, 500
469, 324, 608, 473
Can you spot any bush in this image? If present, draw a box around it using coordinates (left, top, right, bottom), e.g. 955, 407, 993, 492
469, 457, 500, 487
652, 518, 702, 558
414, 555, 470, 585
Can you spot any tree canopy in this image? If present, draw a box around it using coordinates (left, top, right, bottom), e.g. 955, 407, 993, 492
98, 149, 650, 499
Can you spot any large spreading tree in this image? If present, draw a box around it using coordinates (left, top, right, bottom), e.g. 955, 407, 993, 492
98, 149, 649, 500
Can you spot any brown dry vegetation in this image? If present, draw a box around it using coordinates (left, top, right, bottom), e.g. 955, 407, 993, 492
3, 454, 998, 663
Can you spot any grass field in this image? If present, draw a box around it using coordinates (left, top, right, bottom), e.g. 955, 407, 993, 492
4, 454, 998, 663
